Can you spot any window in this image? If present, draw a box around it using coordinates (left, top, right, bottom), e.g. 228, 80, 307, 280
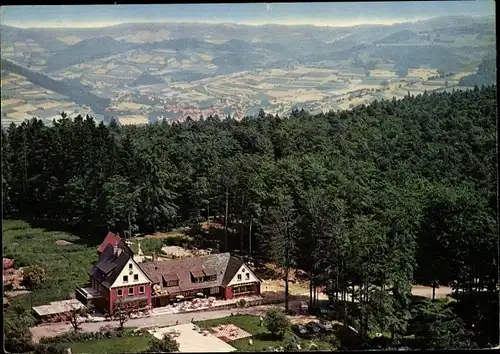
129, 287, 134, 296
139, 286, 145, 294
123, 275, 129, 283
246, 273, 250, 280
117, 289, 123, 297
242, 268, 245, 273
134, 274, 139, 281
237, 274, 242, 281
233, 285, 253, 294
210, 287, 219, 294
129, 264, 133, 270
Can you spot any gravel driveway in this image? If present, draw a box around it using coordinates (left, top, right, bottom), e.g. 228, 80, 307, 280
30, 305, 271, 343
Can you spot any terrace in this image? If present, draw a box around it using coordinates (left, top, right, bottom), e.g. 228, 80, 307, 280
33, 299, 87, 322
75, 285, 103, 305
149, 323, 237, 352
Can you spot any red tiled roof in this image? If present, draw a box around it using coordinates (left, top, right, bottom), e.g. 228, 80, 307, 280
97, 232, 122, 254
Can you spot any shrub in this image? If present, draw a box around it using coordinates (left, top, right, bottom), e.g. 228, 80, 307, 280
237, 299, 247, 308
4, 317, 34, 353
40, 331, 98, 344
283, 332, 301, 352
325, 333, 341, 349
33, 343, 66, 354
264, 307, 290, 339
40, 327, 140, 345
22, 264, 47, 289
145, 334, 179, 353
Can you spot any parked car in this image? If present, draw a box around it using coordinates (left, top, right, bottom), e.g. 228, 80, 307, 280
306, 321, 322, 335
317, 320, 333, 332
294, 324, 308, 336
293, 324, 317, 339
297, 301, 308, 314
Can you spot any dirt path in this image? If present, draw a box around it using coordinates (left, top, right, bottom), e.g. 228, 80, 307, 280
264, 279, 453, 300
411, 285, 453, 299
30, 305, 272, 343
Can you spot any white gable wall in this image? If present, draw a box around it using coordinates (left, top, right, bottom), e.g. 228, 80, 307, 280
227, 263, 260, 287
111, 258, 151, 288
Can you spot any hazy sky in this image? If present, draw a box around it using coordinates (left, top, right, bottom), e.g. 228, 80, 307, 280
0, 2, 495, 28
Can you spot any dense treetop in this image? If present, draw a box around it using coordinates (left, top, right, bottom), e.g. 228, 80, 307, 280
1, 86, 497, 348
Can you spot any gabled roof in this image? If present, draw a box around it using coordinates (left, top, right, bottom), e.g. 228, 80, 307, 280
221, 255, 245, 286
138, 252, 259, 294
91, 239, 137, 289
97, 232, 122, 254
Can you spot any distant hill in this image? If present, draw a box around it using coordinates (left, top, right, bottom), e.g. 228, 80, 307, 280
374, 30, 421, 44
370, 45, 469, 73
44, 36, 137, 72
1, 58, 110, 113
0, 25, 68, 52
459, 55, 497, 87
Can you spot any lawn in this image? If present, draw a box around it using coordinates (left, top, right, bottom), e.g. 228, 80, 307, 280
70, 334, 152, 353
196, 315, 333, 352
3, 220, 97, 312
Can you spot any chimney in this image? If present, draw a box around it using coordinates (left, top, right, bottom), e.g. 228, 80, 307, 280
113, 245, 122, 257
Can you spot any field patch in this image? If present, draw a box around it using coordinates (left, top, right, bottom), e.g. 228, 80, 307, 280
1, 99, 23, 107
8, 111, 31, 120
198, 53, 213, 61
56, 35, 82, 45
451, 71, 475, 80
119, 115, 149, 125
130, 54, 153, 64
12, 104, 40, 112
115, 102, 148, 110
37, 101, 66, 110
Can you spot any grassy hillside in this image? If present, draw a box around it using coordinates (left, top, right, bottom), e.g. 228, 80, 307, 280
3, 220, 97, 311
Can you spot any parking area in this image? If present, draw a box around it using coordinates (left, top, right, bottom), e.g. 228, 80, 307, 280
149, 323, 237, 352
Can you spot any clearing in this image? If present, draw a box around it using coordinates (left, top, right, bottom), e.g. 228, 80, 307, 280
2, 220, 96, 312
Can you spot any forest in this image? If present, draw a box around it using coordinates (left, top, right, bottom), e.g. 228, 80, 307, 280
1, 86, 498, 349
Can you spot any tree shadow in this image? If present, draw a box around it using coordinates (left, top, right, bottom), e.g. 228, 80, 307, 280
27, 218, 107, 248
254, 332, 281, 341
331, 324, 364, 350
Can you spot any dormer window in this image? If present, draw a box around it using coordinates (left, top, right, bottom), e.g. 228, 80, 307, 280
190, 270, 205, 283
204, 275, 216, 282
163, 273, 179, 287
167, 280, 179, 287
